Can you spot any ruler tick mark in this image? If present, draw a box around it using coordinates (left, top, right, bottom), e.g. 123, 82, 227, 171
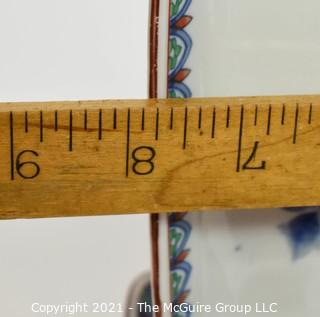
141, 108, 145, 131
236, 106, 244, 172
281, 104, 286, 125
254, 105, 258, 126
226, 106, 230, 128
293, 104, 299, 144
113, 108, 117, 129
40, 111, 43, 142
69, 110, 73, 151
183, 107, 188, 149
155, 108, 159, 140
170, 107, 174, 130
267, 105, 272, 135
9, 112, 14, 180
98, 109, 102, 140
211, 107, 216, 138
84, 109, 88, 131
54, 110, 58, 131
308, 103, 313, 124
198, 107, 202, 129
24, 111, 28, 133
126, 108, 131, 177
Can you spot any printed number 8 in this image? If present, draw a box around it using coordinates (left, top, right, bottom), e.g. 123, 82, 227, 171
132, 146, 156, 175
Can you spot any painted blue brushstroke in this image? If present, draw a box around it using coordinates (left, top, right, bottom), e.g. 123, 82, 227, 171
170, 0, 192, 25
169, 29, 193, 79
280, 211, 320, 260
169, 82, 192, 98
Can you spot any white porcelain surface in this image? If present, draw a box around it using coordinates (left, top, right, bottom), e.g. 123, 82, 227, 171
155, 0, 320, 316
186, 0, 320, 97
0, 1, 150, 316
186, 210, 320, 316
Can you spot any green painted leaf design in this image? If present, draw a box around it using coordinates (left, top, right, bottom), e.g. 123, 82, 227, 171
169, 90, 177, 98
170, 227, 182, 256
171, 0, 184, 17
171, 271, 183, 297
169, 38, 182, 71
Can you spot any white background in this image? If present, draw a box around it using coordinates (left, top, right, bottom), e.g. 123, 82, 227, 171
0, 1, 150, 316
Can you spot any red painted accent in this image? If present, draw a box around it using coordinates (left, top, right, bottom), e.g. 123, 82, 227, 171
175, 249, 190, 264
176, 290, 191, 304
175, 69, 191, 82
174, 212, 188, 221
175, 15, 193, 29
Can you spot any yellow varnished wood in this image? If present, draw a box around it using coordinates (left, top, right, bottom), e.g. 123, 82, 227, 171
0, 95, 319, 219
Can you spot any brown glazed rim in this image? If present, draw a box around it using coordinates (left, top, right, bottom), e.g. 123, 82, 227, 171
149, 0, 160, 99
149, 0, 162, 316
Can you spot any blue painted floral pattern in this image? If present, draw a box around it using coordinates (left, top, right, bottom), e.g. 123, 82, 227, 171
281, 207, 320, 260
168, 0, 193, 99
165, 2, 319, 316
168, 1, 193, 315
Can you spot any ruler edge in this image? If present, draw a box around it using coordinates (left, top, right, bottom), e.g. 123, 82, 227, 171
0, 94, 319, 218
0, 94, 319, 112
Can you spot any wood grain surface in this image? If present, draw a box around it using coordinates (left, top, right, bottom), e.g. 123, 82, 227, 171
0, 94, 319, 219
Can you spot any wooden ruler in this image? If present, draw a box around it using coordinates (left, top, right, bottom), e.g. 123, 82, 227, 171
0, 94, 319, 219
